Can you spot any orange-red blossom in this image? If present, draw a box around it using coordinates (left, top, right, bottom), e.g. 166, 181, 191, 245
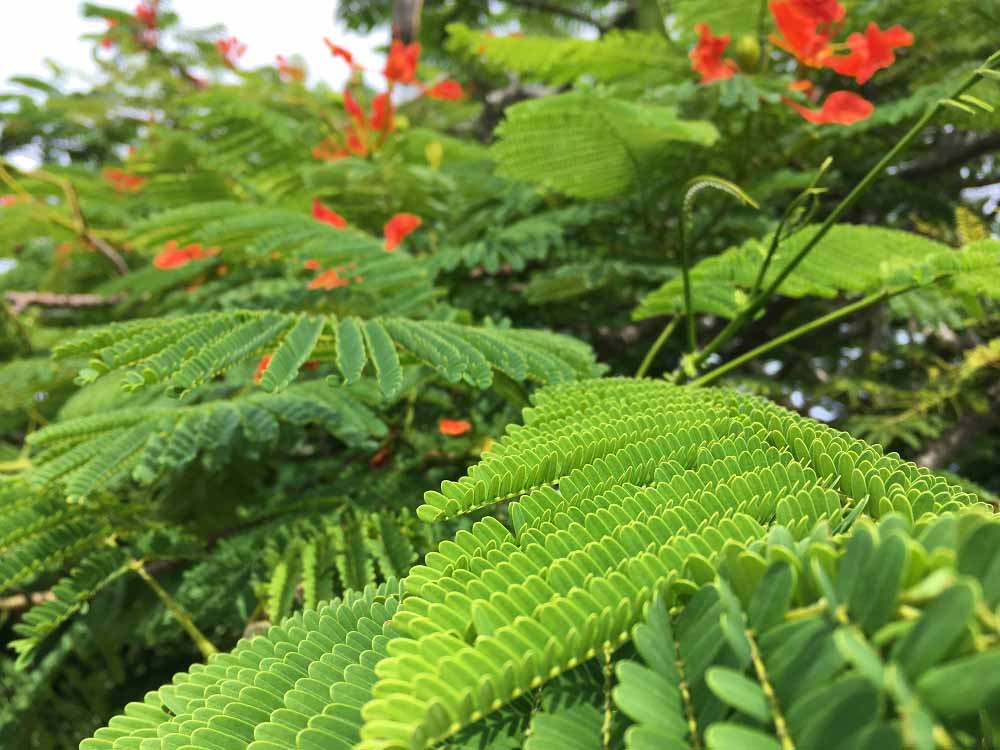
438, 419, 471, 437
104, 168, 146, 193
784, 90, 874, 124
689, 24, 738, 83
153, 241, 219, 270
690, 0, 911, 126
216, 36, 246, 68
383, 213, 422, 251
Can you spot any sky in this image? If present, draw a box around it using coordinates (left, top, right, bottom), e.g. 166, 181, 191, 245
0, 0, 384, 92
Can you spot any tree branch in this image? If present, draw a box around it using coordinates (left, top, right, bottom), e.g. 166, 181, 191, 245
916, 381, 1000, 471
504, 0, 610, 32
897, 131, 1000, 181
5, 290, 127, 314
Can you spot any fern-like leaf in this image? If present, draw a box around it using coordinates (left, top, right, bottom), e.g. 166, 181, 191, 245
493, 93, 718, 199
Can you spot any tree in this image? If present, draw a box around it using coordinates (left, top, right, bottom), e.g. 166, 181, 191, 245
1, 1, 998, 747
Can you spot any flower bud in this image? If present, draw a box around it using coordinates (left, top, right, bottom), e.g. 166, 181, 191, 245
732, 35, 761, 72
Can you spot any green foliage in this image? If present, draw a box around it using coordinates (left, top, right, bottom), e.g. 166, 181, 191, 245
80, 380, 993, 750
616, 511, 1000, 749
10, 548, 131, 665
78, 579, 404, 750
58, 310, 599, 398
446, 23, 683, 85
0, 480, 114, 594
493, 93, 719, 199
635, 226, 1000, 319
25, 381, 387, 500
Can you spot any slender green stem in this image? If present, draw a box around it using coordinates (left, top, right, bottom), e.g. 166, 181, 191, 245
749, 159, 830, 298
636, 316, 679, 378
689, 287, 912, 387
677, 201, 697, 353
132, 560, 218, 658
745, 626, 795, 750
600, 644, 615, 750
676, 177, 759, 355
687, 54, 998, 374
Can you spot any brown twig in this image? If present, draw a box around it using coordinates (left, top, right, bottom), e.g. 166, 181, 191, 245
31, 169, 130, 275
505, 0, 611, 32
5, 290, 127, 315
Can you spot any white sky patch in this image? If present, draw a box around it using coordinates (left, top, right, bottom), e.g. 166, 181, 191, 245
0, 0, 386, 91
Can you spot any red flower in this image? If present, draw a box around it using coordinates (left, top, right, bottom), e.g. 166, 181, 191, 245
153, 248, 189, 270
789, 0, 844, 25
438, 419, 472, 437
822, 22, 914, 84
312, 200, 348, 228
277, 55, 305, 82
0, 195, 20, 207
787, 79, 814, 92
769, 0, 834, 66
689, 24, 738, 83
135, 2, 157, 27
383, 40, 420, 84
303, 259, 321, 270
253, 354, 271, 385
216, 36, 246, 68
370, 93, 393, 133
785, 90, 873, 124
343, 89, 365, 124
383, 213, 422, 251
103, 168, 146, 193
153, 241, 219, 269
309, 269, 350, 290
425, 80, 464, 101
324, 38, 361, 69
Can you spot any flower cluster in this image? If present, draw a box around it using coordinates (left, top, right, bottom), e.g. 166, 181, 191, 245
690, 0, 913, 124
311, 200, 421, 249
305, 200, 422, 290
313, 37, 464, 163
276, 55, 305, 82
134, 2, 156, 28
216, 36, 246, 69
134, 2, 158, 48
103, 168, 146, 193
313, 89, 394, 161
98, 3, 158, 52
153, 241, 219, 270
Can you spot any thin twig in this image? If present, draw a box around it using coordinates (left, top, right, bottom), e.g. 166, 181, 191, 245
31, 169, 130, 275
5, 291, 127, 314
504, 0, 610, 32
131, 560, 218, 659
689, 287, 914, 387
